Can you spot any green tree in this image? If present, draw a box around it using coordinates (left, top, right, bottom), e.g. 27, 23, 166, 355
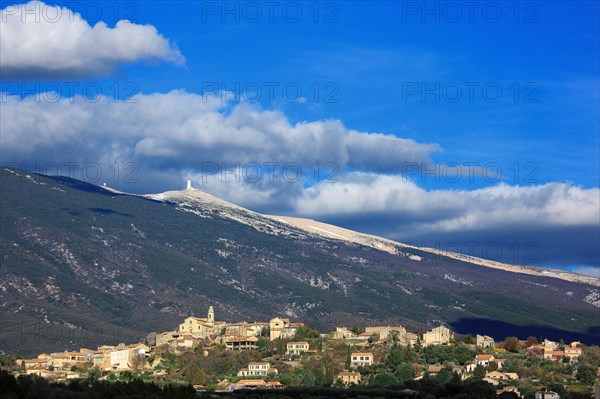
502, 337, 520, 353
436, 368, 453, 383
577, 364, 597, 385
501, 359, 518, 373
0, 355, 18, 368
394, 362, 414, 383
0, 370, 18, 393
472, 365, 486, 380
385, 347, 402, 372
498, 393, 519, 399
370, 372, 398, 387
196, 368, 207, 385
184, 364, 207, 385
464, 380, 497, 398
313, 359, 334, 386
345, 345, 351, 370
87, 367, 101, 383
451, 371, 462, 384
294, 325, 320, 340
300, 370, 315, 386
276, 339, 286, 355
421, 345, 471, 365
464, 334, 475, 345
548, 383, 566, 397
580, 345, 600, 367
526, 336, 539, 347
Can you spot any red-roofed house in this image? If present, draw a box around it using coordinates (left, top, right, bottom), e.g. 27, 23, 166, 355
475, 354, 495, 367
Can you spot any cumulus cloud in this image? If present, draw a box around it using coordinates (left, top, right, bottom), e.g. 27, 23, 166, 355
571, 266, 600, 278
294, 173, 599, 230
0, 1, 184, 79
0, 91, 439, 175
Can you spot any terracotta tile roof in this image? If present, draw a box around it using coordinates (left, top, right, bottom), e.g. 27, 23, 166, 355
338, 372, 360, 376
237, 379, 266, 385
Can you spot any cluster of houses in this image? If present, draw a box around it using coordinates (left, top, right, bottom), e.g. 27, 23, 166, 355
16, 305, 587, 396
533, 340, 583, 363
21, 342, 150, 381
154, 310, 308, 353
332, 325, 419, 346
19, 307, 308, 383
332, 338, 582, 398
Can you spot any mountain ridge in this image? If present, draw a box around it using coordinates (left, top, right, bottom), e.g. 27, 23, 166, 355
1, 167, 599, 356
142, 184, 598, 287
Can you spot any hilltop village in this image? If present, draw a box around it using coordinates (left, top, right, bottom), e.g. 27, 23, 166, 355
2, 306, 599, 399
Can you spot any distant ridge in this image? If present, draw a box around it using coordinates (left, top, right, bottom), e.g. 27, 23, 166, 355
140, 185, 599, 288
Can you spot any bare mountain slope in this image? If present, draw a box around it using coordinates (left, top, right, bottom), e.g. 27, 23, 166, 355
147, 186, 599, 288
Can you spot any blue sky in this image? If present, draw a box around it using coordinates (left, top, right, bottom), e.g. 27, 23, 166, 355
1, 1, 599, 274
89, 0, 600, 187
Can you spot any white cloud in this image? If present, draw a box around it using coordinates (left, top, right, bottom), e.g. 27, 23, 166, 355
570, 266, 600, 278
0, 91, 438, 175
0, 1, 184, 79
295, 173, 600, 231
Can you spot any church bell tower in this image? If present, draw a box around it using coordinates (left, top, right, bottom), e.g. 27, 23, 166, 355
207, 305, 214, 324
